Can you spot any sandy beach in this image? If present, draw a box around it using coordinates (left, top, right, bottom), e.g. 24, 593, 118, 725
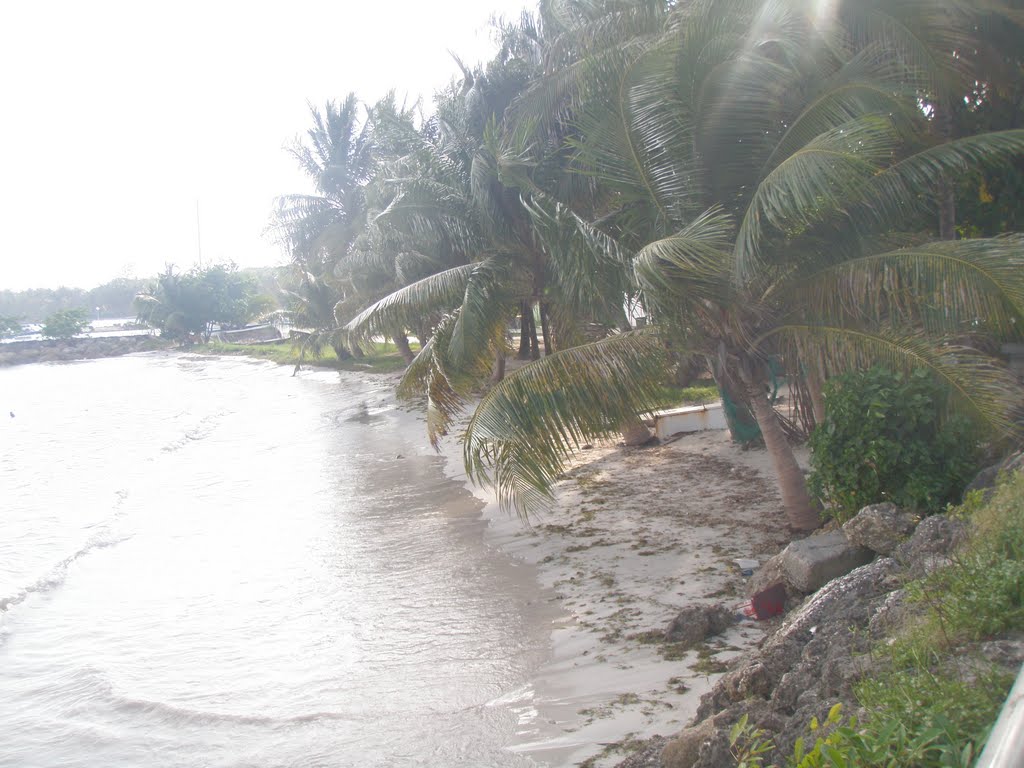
437, 420, 807, 767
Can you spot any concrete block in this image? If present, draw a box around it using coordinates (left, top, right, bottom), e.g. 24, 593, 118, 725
781, 531, 874, 593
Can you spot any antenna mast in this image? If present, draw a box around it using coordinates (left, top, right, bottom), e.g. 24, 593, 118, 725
196, 200, 203, 269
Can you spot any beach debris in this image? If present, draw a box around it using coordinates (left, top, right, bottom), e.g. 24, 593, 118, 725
842, 502, 916, 555
664, 604, 735, 648
744, 583, 786, 620
733, 558, 759, 576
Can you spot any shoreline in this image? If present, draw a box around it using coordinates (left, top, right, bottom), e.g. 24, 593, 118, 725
221, 350, 802, 766
436, 423, 802, 767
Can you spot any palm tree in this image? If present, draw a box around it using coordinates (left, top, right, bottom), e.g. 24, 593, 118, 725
459, 0, 1024, 531
271, 94, 377, 359
343, 31, 637, 436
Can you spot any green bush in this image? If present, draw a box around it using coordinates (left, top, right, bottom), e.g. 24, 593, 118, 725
808, 368, 980, 522
41, 308, 92, 340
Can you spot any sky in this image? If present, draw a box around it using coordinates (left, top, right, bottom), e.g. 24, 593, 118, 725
0, 0, 529, 291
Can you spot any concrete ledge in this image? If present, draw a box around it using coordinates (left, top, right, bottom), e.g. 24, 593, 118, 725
652, 403, 726, 440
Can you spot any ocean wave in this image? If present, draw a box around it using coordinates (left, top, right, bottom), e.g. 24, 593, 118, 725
0, 530, 128, 613
160, 411, 225, 453
108, 694, 361, 728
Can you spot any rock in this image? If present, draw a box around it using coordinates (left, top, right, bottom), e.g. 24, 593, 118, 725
680, 558, 905, 768
662, 718, 716, 768
697, 557, 902, 722
746, 551, 792, 598
892, 514, 967, 578
842, 503, 917, 555
964, 451, 1024, 500
780, 531, 874, 593
665, 604, 735, 648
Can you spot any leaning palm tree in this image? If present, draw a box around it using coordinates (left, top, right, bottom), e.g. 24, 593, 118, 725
344, 39, 637, 429
460, 0, 1024, 532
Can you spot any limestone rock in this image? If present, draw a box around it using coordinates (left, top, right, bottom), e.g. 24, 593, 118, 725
665, 604, 735, 648
662, 718, 716, 768
892, 514, 967, 578
965, 451, 1024, 500
842, 502, 917, 555
780, 531, 874, 593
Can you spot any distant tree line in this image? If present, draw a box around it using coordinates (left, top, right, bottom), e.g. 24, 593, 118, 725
0, 278, 150, 323
0, 267, 287, 335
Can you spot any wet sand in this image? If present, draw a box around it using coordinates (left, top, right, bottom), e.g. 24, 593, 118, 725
438, 426, 806, 767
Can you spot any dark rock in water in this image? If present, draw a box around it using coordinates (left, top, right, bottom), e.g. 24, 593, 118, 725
665, 604, 735, 649
893, 514, 967, 579
842, 502, 917, 555
780, 531, 874, 593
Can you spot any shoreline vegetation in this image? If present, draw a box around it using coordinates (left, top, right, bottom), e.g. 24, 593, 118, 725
6, 0, 1023, 765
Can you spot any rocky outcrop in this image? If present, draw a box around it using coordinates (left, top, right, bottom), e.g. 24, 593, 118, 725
965, 451, 1024, 501
615, 513, 985, 768
0, 336, 166, 366
842, 502, 917, 555
665, 605, 735, 649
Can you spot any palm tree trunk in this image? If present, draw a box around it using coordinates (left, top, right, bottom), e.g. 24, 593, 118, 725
539, 302, 553, 356
935, 98, 957, 240
745, 382, 820, 532
392, 333, 414, 365
801, 346, 827, 427
517, 302, 532, 360
710, 354, 760, 444
491, 349, 506, 383
529, 306, 540, 361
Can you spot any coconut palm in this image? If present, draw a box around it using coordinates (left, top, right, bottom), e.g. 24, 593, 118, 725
460, 0, 1024, 531
344, 29, 638, 436
271, 94, 378, 359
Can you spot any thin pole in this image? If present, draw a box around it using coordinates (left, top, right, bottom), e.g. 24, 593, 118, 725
196, 200, 203, 269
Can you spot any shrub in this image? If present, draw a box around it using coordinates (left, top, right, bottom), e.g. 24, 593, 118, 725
808, 367, 980, 522
41, 308, 92, 340
0, 315, 21, 339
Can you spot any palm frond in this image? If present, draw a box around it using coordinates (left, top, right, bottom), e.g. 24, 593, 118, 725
634, 206, 736, 313
344, 263, 477, 341
463, 330, 671, 517
854, 130, 1024, 231
735, 114, 902, 281
786, 235, 1024, 338
766, 323, 1023, 439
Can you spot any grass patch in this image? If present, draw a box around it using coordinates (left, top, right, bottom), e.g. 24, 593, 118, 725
202, 339, 411, 373
655, 379, 720, 408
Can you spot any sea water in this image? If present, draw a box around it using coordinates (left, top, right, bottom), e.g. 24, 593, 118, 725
0, 353, 553, 767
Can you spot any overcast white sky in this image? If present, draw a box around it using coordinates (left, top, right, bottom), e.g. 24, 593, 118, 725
0, 0, 529, 290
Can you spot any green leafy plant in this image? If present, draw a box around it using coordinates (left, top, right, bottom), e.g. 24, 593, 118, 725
808, 368, 980, 521
41, 308, 92, 340
729, 714, 775, 768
